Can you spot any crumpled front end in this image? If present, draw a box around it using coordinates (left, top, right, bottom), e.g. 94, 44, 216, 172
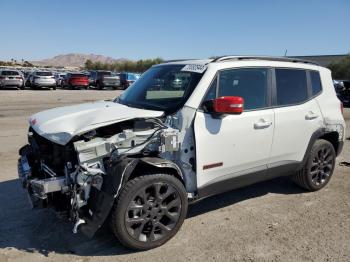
18, 117, 182, 237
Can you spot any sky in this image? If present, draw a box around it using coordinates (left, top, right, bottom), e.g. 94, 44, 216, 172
0, 0, 349, 61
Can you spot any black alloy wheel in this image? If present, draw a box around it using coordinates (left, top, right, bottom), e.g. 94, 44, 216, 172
309, 145, 334, 186
292, 139, 336, 191
111, 174, 188, 250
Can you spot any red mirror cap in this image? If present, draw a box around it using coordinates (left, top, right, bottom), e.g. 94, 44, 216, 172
213, 96, 244, 114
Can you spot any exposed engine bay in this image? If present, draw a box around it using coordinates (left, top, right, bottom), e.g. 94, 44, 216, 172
18, 115, 195, 237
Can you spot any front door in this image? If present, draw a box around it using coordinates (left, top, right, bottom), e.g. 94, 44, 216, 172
194, 67, 274, 190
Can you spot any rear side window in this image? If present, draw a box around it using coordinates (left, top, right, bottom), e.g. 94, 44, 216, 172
275, 69, 308, 106
36, 71, 52, 76
218, 68, 269, 110
310, 70, 322, 96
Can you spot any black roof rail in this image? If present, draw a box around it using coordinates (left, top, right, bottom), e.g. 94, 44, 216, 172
163, 58, 200, 63
211, 56, 319, 65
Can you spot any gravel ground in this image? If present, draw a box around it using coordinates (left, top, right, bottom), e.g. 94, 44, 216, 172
0, 89, 349, 262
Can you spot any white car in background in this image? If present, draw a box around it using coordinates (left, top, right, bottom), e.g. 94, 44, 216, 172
0, 69, 24, 89
29, 71, 56, 89
18, 56, 345, 250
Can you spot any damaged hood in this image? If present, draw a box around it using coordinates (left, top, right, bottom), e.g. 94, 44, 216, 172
29, 100, 164, 145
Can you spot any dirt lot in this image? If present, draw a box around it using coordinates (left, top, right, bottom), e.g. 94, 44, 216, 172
0, 90, 349, 262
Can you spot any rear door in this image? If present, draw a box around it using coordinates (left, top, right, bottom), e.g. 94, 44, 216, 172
269, 68, 323, 167
194, 67, 275, 189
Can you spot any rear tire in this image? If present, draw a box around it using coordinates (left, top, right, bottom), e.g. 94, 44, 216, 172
110, 173, 188, 250
292, 139, 336, 191
97, 82, 103, 90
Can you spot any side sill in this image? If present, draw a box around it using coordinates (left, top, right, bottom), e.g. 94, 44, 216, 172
197, 161, 302, 200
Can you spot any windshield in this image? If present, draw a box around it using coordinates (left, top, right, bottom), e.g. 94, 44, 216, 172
70, 73, 86, 77
1, 70, 19, 76
116, 64, 205, 113
99, 71, 111, 76
36, 71, 52, 76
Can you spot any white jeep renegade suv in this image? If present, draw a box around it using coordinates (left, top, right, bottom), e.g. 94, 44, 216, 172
18, 56, 345, 250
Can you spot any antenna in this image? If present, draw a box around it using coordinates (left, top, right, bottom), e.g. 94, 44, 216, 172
284, 49, 288, 57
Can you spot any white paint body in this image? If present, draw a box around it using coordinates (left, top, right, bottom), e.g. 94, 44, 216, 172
29, 58, 345, 192
30, 100, 163, 145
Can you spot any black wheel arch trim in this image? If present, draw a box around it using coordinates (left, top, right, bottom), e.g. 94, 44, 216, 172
301, 128, 326, 166
79, 155, 184, 238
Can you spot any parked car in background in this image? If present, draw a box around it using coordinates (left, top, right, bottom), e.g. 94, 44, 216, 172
118, 72, 138, 89
334, 79, 350, 107
29, 71, 56, 90
61, 73, 89, 89
89, 70, 120, 90
55, 73, 67, 87
0, 69, 24, 89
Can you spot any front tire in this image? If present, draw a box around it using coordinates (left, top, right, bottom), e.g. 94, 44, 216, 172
292, 139, 336, 191
110, 173, 188, 250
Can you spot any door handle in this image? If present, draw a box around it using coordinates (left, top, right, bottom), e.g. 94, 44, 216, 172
254, 119, 272, 129
305, 111, 319, 120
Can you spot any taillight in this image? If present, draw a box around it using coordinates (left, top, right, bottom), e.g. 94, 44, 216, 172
341, 102, 344, 115
0, 76, 5, 79
15, 77, 22, 79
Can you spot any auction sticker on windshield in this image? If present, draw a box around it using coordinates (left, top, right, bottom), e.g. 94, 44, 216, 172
181, 64, 207, 73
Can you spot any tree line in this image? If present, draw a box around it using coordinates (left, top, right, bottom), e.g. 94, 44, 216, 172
328, 55, 350, 79
84, 58, 164, 72
0, 60, 34, 67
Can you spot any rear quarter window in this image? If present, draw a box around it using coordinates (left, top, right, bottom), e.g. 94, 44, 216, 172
310, 70, 322, 96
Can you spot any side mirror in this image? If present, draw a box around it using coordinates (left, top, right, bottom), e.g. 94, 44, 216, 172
212, 96, 244, 114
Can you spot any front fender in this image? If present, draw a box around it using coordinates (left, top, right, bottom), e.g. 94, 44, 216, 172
79, 156, 184, 238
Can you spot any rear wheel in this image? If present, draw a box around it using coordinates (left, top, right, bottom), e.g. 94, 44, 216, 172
292, 139, 336, 191
97, 81, 103, 90
111, 173, 188, 250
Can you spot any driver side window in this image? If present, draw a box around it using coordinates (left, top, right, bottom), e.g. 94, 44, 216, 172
218, 68, 269, 110
203, 68, 269, 111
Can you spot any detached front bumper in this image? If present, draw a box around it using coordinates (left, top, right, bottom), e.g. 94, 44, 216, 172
17, 145, 117, 238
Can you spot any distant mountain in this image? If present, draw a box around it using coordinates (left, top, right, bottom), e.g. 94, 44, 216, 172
32, 53, 125, 67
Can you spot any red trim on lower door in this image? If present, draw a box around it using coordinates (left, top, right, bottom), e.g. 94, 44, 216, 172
203, 162, 223, 170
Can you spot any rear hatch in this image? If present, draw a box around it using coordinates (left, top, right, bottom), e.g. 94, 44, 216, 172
35, 72, 55, 81
100, 72, 120, 86
0, 71, 23, 85
69, 74, 89, 86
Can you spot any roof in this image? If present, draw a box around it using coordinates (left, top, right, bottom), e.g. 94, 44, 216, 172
159, 56, 319, 66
